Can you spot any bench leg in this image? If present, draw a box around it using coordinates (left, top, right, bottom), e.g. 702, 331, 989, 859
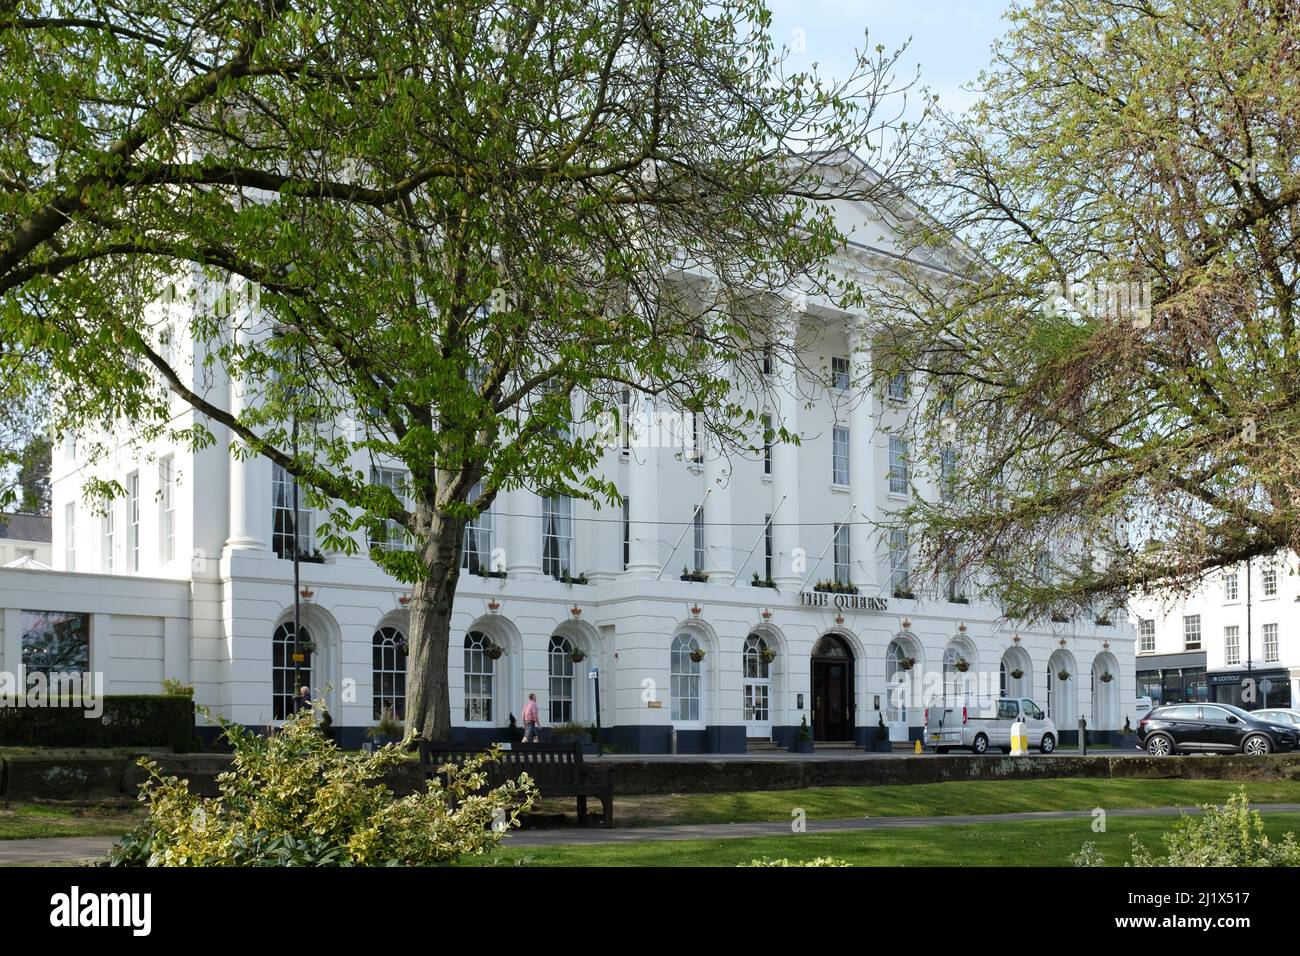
577, 795, 588, 827
601, 794, 614, 828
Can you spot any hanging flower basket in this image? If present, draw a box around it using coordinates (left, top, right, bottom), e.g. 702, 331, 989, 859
689, 648, 706, 664
1010, 668, 1025, 680
898, 657, 916, 671
297, 640, 317, 654
760, 647, 777, 664
291, 652, 306, 663
1057, 669, 1071, 681
955, 658, 970, 673
486, 644, 504, 660
1099, 672, 1114, 683
570, 649, 587, 664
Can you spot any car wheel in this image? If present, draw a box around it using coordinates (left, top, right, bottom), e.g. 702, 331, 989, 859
972, 733, 989, 755
1039, 734, 1056, 754
1146, 734, 1173, 757
1243, 735, 1273, 756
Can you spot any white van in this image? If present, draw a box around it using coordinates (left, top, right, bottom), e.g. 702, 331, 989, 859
924, 696, 1059, 754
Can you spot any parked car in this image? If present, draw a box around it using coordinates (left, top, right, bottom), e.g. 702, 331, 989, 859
1137, 703, 1298, 756
1134, 696, 1154, 720
1253, 708, 1300, 729
925, 697, 1058, 754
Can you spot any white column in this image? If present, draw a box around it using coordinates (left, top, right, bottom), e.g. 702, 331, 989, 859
848, 320, 875, 590
505, 487, 543, 577
771, 319, 801, 588
625, 405, 661, 578
225, 325, 269, 552
703, 435, 733, 579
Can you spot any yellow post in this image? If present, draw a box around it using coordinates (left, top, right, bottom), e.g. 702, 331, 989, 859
914, 739, 923, 755
1010, 720, 1028, 756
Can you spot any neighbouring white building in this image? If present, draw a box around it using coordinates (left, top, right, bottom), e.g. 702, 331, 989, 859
1129, 556, 1299, 714
0, 513, 52, 569
2, 172, 1134, 752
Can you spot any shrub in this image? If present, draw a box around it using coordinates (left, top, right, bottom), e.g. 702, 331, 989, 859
1129, 789, 1300, 867
106, 703, 537, 866
741, 857, 851, 867
161, 679, 194, 698
0, 694, 194, 751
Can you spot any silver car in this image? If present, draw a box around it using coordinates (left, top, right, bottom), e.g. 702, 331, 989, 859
1253, 708, 1300, 729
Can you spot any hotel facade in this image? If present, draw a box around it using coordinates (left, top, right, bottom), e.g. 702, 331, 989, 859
1, 193, 1136, 752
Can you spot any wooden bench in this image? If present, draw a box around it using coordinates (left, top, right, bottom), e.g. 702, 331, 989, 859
419, 741, 615, 828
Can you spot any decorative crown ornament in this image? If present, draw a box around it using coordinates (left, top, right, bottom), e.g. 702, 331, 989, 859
760, 608, 773, 621
486, 598, 501, 613
690, 603, 703, 617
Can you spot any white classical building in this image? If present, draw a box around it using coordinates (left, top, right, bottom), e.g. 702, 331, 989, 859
1, 182, 1134, 752
1129, 556, 1300, 714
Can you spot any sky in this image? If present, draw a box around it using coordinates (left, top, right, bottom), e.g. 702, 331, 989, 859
765, 1, 1017, 120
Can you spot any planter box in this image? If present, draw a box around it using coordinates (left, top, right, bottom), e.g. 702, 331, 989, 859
554, 736, 599, 755
1117, 734, 1139, 751
788, 739, 814, 754
869, 737, 892, 753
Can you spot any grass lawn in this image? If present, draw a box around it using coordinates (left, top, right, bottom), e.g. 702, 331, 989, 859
607, 777, 1300, 827
0, 802, 141, 841
480, 812, 1300, 867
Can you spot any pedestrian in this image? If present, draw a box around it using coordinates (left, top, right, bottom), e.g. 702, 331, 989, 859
296, 685, 313, 714
522, 692, 541, 743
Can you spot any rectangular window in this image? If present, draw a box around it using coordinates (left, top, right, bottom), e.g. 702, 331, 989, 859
126, 472, 140, 572
1224, 572, 1238, 602
1183, 614, 1202, 651
890, 529, 910, 596
764, 514, 773, 581
889, 436, 909, 495
831, 355, 850, 390
887, 371, 908, 402
101, 503, 114, 573
1139, 619, 1155, 654
762, 414, 773, 476
1263, 623, 1279, 663
1224, 625, 1240, 666
1262, 565, 1278, 597
541, 495, 574, 580
689, 413, 702, 464
21, 610, 90, 680
271, 463, 312, 560
622, 495, 630, 571
692, 506, 705, 572
371, 467, 411, 552
762, 344, 773, 376
64, 503, 75, 571
833, 522, 850, 585
620, 388, 632, 451
832, 426, 850, 486
158, 455, 175, 563
460, 481, 495, 573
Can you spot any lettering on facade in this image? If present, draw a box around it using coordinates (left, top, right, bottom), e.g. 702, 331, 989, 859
797, 592, 889, 612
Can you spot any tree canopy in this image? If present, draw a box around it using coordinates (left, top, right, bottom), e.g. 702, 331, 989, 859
867, 0, 1300, 620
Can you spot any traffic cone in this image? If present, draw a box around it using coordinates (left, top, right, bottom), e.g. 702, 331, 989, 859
914, 739, 923, 754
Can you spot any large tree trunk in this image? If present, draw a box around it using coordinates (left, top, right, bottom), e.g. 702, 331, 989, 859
406, 497, 466, 742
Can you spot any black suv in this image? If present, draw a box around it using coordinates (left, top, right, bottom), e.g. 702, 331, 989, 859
1138, 703, 1298, 756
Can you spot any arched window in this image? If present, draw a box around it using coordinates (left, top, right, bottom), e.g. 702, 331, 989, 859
372, 626, 407, 720
272, 621, 312, 720
942, 646, 964, 703
671, 632, 702, 722
1000, 659, 1008, 697
464, 631, 495, 723
549, 635, 576, 723
743, 634, 770, 681
886, 640, 911, 722
1046, 664, 1054, 719
742, 634, 771, 726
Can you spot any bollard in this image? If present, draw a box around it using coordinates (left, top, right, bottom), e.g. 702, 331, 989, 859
1078, 717, 1087, 755
1010, 720, 1028, 756
670, 727, 678, 755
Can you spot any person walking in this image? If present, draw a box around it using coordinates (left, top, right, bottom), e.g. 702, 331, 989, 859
522, 692, 541, 743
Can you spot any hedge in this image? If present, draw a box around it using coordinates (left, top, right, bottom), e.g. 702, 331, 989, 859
0, 695, 196, 752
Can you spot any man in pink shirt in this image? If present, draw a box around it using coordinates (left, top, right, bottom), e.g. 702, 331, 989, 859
522, 693, 541, 743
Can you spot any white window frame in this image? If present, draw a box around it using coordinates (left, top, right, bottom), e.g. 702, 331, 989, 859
370, 466, 411, 552
887, 371, 908, 402
372, 626, 407, 720
1183, 614, 1202, 651
890, 529, 911, 596
1224, 625, 1240, 666
126, 472, 140, 572
833, 522, 850, 585
830, 355, 850, 390
1138, 619, 1155, 654
101, 502, 114, 573
832, 426, 850, 486
692, 507, 705, 572
463, 630, 496, 724
1263, 622, 1279, 663
541, 494, 574, 580
548, 635, 576, 723
159, 455, 175, 563
1223, 572, 1238, 602
761, 413, 773, 476
1262, 565, 1278, 597
670, 632, 703, 725
64, 502, 75, 571
888, 436, 909, 496
271, 462, 312, 560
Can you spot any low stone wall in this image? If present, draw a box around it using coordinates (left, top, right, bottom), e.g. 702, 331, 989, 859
5, 752, 1300, 801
